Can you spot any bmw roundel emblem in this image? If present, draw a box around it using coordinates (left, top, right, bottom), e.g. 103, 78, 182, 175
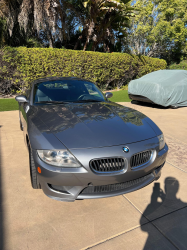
123, 147, 129, 153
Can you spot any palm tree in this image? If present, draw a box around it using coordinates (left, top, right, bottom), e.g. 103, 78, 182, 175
65, 0, 135, 51
0, 0, 135, 50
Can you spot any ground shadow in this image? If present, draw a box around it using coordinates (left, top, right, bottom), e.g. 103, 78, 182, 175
0, 125, 4, 250
140, 177, 187, 249
131, 100, 170, 110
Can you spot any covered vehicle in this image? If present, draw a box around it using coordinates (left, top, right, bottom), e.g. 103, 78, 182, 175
128, 70, 187, 108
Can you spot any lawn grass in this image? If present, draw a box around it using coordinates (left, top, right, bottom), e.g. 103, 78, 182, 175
0, 98, 19, 111
110, 90, 131, 102
0, 90, 131, 112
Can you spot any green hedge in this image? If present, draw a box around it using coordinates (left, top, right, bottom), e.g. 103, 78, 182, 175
0, 47, 167, 94
169, 60, 187, 70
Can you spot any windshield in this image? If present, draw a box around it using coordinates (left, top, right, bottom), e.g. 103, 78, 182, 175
33, 79, 106, 104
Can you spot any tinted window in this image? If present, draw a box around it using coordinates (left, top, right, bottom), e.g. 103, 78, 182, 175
33, 80, 106, 103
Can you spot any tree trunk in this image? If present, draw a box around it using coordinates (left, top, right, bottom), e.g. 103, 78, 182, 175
47, 30, 54, 48
74, 35, 82, 50
83, 35, 90, 51
103, 42, 106, 52
104, 41, 110, 53
106, 44, 110, 53
91, 41, 98, 51
49, 39, 53, 48
74, 40, 79, 50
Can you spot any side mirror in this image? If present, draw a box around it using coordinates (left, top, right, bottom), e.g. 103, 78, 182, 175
15, 95, 29, 103
105, 92, 113, 99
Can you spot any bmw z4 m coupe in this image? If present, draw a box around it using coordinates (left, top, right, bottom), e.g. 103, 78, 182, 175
16, 77, 168, 202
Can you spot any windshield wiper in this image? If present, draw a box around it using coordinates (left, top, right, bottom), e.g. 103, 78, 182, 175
35, 101, 69, 104
72, 100, 102, 103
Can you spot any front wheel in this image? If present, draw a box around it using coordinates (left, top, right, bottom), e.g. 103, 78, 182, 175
29, 147, 41, 189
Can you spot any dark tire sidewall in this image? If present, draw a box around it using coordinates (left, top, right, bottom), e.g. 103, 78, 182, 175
29, 147, 41, 189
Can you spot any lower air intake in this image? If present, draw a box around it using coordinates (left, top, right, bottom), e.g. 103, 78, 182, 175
80, 174, 151, 194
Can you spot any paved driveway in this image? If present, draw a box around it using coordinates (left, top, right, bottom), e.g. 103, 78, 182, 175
0, 102, 187, 250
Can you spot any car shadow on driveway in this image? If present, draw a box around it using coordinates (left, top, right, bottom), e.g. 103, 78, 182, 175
0, 125, 4, 250
140, 177, 187, 249
131, 101, 171, 110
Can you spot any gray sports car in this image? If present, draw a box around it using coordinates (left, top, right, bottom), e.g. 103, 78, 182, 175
16, 77, 168, 202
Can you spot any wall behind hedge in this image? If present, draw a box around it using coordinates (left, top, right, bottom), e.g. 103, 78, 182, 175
0, 47, 167, 94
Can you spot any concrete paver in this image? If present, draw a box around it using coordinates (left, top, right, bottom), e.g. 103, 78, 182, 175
124, 162, 187, 221
152, 207, 187, 250
90, 222, 177, 250
2, 196, 147, 250
164, 134, 187, 172
0, 102, 187, 250
0, 111, 147, 250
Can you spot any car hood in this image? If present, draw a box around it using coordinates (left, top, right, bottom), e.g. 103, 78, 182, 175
30, 102, 157, 149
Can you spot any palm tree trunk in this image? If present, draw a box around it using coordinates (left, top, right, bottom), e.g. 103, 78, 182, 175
83, 36, 90, 51
83, 35, 90, 51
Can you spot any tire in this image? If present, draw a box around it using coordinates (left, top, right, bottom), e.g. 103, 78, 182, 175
19, 111, 23, 131
29, 147, 41, 189
20, 120, 23, 131
171, 105, 179, 109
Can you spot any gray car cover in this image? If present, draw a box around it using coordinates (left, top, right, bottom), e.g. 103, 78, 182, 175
128, 70, 187, 107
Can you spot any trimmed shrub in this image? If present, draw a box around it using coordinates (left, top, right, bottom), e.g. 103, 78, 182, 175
169, 60, 187, 70
0, 47, 167, 94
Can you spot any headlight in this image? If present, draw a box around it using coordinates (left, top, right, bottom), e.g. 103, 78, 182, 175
37, 150, 81, 167
157, 134, 165, 150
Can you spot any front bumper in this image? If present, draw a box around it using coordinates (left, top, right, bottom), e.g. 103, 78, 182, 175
33, 137, 168, 202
